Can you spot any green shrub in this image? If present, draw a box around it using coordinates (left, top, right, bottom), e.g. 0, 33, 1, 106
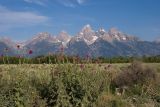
112, 61, 157, 88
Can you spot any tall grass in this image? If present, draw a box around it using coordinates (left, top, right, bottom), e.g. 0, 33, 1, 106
0, 61, 160, 107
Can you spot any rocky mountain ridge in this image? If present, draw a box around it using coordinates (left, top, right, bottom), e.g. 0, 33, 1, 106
0, 24, 159, 57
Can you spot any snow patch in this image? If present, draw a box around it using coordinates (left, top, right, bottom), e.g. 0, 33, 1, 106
122, 37, 127, 40
84, 36, 98, 45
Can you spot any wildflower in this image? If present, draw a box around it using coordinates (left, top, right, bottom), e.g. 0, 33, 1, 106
4, 48, 9, 52
80, 63, 84, 69
28, 50, 33, 54
108, 64, 111, 68
60, 45, 64, 52
17, 45, 20, 49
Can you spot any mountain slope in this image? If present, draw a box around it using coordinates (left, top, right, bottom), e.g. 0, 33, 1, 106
73, 24, 98, 45
0, 25, 160, 57
56, 31, 71, 46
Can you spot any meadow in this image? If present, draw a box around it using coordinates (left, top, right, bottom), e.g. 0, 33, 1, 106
0, 61, 160, 107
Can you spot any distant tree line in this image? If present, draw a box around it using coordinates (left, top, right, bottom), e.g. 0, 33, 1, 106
93, 55, 160, 63
0, 55, 160, 64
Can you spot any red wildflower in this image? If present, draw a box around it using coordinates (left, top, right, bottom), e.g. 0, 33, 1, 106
108, 64, 111, 68
28, 50, 33, 54
17, 45, 20, 49
4, 48, 9, 52
60, 45, 64, 52
80, 63, 84, 69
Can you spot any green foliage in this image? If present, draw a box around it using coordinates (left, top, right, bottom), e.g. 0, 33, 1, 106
0, 55, 160, 64
0, 68, 46, 107
112, 61, 156, 88
0, 62, 159, 107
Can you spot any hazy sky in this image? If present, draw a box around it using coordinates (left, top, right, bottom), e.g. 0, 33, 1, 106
0, 0, 160, 41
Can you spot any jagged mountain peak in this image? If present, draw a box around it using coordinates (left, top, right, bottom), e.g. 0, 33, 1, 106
97, 28, 106, 36
57, 31, 71, 46
108, 28, 120, 34
0, 37, 16, 48
0, 25, 139, 48
81, 24, 94, 33
75, 24, 98, 45
108, 28, 137, 41
32, 32, 52, 40
32, 32, 54, 43
0, 37, 13, 43
25, 32, 59, 46
59, 30, 68, 34
108, 27, 123, 40
0, 25, 159, 57
83, 24, 92, 29
57, 31, 71, 40
99, 28, 106, 32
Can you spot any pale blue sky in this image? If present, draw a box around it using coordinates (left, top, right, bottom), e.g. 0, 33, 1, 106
0, 0, 160, 41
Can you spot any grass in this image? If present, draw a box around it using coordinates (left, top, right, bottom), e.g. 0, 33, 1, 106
0, 62, 160, 107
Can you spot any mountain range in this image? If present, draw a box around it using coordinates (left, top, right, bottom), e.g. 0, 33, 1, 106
0, 24, 160, 57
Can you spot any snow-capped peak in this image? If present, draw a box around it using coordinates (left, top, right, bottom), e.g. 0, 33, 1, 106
30, 32, 53, 41
95, 27, 138, 42
83, 24, 91, 29
108, 28, 120, 35
97, 28, 106, 36
25, 32, 59, 45
57, 31, 71, 42
2, 25, 139, 48
56, 31, 71, 46
81, 24, 94, 33
108, 28, 129, 41
84, 35, 98, 45
74, 24, 98, 45
0, 37, 16, 48
99, 28, 105, 32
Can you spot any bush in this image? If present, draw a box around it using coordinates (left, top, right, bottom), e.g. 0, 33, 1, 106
0, 74, 46, 107
112, 61, 157, 88
38, 78, 58, 107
